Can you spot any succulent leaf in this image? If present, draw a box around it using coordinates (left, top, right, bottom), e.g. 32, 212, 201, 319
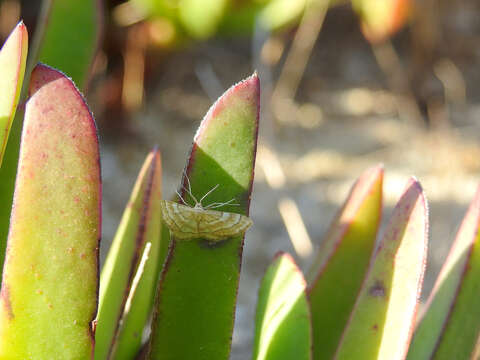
95, 150, 163, 360
408, 186, 480, 359
308, 165, 383, 360
0, 21, 28, 167
334, 178, 428, 360
37, 0, 102, 90
0, 64, 101, 359
253, 252, 311, 360
0, 21, 28, 276
148, 73, 260, 359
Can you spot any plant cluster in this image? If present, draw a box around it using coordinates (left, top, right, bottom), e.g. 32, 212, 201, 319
0, 6, 479, 360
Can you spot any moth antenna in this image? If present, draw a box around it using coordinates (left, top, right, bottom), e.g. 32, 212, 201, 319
176, 190, 188, 206
199, 184, 220, 204
204, 198, 239, 209
182, 172, 198, 204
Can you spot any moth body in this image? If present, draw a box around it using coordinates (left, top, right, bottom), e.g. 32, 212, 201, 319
160, 200, 253, 241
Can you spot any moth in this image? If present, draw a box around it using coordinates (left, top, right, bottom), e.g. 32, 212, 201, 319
160, 180, 253, 242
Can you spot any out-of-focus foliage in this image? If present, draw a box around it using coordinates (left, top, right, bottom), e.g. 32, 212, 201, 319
126, 0, 410, 44
130, 0, 312, 39
352, 0, 412, 43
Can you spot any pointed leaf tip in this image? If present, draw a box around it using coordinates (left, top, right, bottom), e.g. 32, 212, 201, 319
148, 75, 259, 359
194, 72, 260, 144
0, 21, 28, 166
308, 165, 383, 359
96, 149, 162, 360
184, 72, 260, 215
334, 177, 427, 360
408, 184, 480, 359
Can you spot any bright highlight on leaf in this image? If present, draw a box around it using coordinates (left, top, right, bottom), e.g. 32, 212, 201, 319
308, 165, 383, 360
253, 252, 311, 360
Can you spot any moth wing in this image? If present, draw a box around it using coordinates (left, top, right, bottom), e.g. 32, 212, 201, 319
161, 200, 253, 241
198, 209, 253, 241
160, 200, 199, 240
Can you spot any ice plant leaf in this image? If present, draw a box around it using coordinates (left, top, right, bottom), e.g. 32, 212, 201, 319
0, 0, 102, 276
408, 186, 480, 359
0, 21, 28, 167
0, 22, 28, 275
253, 252, 311, 360
148, 73, 259, 359
334, 178, 428, 360
38, 0, 102, 90
111, 221, 169, 360
307, 165, 383, 360
0, 64, 101, 359
95, 149, 163, 360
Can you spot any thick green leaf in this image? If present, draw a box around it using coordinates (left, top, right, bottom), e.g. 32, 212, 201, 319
111, 221, 169, 360
0, 21, 28, 167
148, 73, 260, 360
408, 186, 480, 359
334, 178, 428, 360
0, 0, 102, 278
95, 149, 163, 360
38, 0, 102, 90
307, 165, 383, 360
0, 64, 101, 358
253, 252, 311, 360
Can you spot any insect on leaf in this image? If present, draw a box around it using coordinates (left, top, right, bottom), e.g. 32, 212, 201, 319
160, 200, 253, 241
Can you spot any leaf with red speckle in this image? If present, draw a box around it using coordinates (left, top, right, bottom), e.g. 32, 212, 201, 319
408, 186, 480, 359
0, 64, 101, 359
334, 178, 428, 360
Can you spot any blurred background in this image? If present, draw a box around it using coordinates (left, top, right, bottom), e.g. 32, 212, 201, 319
2, 0, 480, 357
